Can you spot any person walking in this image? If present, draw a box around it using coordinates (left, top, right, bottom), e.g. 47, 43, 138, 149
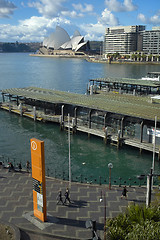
18, 162, 22, 172
26, 161, 30, 173
121, 186, 128, 199
8, 162, 14, 172
56, 189, 64, 205
64, 188, 71, 204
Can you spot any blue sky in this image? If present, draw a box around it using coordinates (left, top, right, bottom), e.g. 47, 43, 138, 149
0, 0, 160, 42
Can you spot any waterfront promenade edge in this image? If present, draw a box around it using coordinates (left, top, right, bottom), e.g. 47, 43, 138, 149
0, 166, 157, 240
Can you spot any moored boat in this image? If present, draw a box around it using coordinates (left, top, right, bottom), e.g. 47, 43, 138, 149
141, 72, 160, 81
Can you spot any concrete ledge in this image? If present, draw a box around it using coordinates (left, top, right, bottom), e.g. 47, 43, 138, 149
0, 220, 20, 240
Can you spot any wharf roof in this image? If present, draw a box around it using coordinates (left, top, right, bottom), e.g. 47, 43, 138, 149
89, 77, 160, 87
1, 87, 160, 121
148, 72, 160, 75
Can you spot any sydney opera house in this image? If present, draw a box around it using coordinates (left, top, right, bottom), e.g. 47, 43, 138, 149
38, 26, 90, 56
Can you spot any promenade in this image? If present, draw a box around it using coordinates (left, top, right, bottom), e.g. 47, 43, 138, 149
0, 167, 149, 240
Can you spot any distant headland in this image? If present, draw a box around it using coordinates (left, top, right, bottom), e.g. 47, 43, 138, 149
0, 42, 41, 53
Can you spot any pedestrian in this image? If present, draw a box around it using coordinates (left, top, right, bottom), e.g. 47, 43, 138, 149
8, 162, 14, 172
121, 186, 128, 199
56, 189, 64, 205
18, 163, 22, 172
64, 187, 71, 204
26, 161, 30, 172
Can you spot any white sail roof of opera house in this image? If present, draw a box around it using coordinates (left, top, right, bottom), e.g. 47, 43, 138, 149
43, 26, 89, 52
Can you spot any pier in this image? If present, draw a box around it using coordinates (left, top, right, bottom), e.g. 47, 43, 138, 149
89, 76, 160, 95
1, 86, 160, 158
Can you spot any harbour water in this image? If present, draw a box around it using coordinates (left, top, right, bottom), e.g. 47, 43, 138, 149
0, 53, 160, 184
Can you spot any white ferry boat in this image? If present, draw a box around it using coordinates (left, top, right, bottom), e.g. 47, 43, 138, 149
141, 72, 160, 81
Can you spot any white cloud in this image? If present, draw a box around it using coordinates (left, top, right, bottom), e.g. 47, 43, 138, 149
137, 13, 147, 23
80, 8, 119, 40
150, 14, 160, 25
72, 3, 93, 13
0, 15, 71, 41
137, 12, 160, 25
0, 0, 17, 18
0, 17, 49, 42
61, 3, 93, 19
99, 8, 119, 26
105, 0, 137, 12
28, 0, 67, 18
19, 16, 55, 29
84, 33, 104, 41
61, 10, 84, 18
0, 1, 119, 42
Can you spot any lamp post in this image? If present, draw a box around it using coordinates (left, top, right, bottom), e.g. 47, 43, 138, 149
108, 163, 113, 190
68, 114, 71, 185
152, 116, 157, 187
100, 190, 106, 240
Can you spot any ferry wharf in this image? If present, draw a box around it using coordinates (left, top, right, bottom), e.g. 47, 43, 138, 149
1, 86, 160, 158
89, 75, 160, 96
0, 166, 156, 240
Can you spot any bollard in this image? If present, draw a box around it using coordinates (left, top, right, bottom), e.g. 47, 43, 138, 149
99, 176, 102, 185
19, 103, 23, 116
63, 171, 65, 180
80, 174, 83, 183
128, 178, 131, 187
33, 106, 36, 121
119, 177, 122, 187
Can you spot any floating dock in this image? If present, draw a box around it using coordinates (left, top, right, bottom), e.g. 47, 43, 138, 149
1, 86, 160, 158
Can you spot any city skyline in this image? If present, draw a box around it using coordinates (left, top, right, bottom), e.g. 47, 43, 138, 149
0, 0, 160, 42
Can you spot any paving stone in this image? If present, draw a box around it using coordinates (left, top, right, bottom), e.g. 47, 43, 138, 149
0, 167, 155, 240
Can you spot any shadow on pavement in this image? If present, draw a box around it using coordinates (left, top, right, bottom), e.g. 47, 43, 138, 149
64, 200, 88, 208
49, 216, 103, 231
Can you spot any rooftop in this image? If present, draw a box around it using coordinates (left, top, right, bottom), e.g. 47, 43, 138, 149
90, 77, 160, 87
1, 87, 160, 121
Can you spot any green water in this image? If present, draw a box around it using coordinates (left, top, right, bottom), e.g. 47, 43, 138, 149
0, 110, 159, 185
0, 53, 160, 185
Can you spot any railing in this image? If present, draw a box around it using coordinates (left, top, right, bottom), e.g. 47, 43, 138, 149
0, 155, 31, 172
46, 168, 151, 187
1, 154, 159, 187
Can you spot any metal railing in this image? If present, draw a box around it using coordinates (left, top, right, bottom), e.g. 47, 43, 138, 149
1, 154, 159, 187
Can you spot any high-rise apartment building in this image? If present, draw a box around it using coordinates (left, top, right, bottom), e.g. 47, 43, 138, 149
142, 27, 160, 55
104, 25, 145, 56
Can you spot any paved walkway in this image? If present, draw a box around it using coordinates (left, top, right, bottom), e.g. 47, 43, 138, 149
0, 167, 149, 240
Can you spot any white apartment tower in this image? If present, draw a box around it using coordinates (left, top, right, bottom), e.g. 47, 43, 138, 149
142, 27, 160, 55
104, 25, 145, 56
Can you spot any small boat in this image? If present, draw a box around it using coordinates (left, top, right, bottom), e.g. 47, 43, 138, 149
141, 72, 160, 81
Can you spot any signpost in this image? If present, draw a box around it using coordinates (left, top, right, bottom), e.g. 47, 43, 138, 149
30, 138, 47, 222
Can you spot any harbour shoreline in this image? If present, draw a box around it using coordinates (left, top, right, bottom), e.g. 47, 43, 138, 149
30, 53, 160, 65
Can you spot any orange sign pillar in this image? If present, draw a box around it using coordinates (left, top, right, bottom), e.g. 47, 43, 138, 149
30, 138, 47, 222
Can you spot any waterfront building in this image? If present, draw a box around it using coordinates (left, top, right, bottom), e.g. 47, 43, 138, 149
103, 25, 145, 57
142, 27, 160, 55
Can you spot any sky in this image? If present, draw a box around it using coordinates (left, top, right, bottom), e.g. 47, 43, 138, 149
0, 0, 160, 42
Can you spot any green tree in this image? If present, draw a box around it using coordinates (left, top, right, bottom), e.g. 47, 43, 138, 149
106, 204, 160, 240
